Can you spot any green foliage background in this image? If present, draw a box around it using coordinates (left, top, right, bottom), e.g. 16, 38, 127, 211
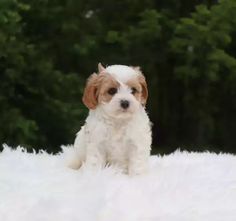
0, 0, 235, 153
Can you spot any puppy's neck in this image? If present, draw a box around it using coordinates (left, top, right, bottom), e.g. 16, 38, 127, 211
88, 107, 134, 128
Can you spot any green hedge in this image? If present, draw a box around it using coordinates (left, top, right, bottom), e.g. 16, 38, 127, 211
0, 0, 236, 153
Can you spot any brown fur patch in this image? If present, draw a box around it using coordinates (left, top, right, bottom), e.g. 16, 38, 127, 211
138, 74, 148, 105
82, 73, 99, 109
97, 73, 120, 104
82, 73, 120, 109
126, 78, 143, 102
127, 74, 148, 105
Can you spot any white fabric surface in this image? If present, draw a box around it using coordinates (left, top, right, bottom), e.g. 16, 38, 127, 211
0, 145, 236, 221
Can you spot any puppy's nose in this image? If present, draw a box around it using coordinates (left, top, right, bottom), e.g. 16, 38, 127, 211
120, 100, 130, 109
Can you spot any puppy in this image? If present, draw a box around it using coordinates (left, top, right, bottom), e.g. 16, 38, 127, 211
69, 63, 152, 175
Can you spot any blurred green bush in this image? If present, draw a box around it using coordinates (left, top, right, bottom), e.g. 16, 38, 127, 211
0, 0, 235, 153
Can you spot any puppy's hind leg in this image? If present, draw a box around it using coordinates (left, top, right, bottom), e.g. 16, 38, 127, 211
68, 156, 83, 170
68, 129, 86, 170
67, 147, 85, 170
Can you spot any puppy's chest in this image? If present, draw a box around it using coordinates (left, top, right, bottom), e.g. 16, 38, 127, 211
103, 125, 132, 151
106, 126, 129, 143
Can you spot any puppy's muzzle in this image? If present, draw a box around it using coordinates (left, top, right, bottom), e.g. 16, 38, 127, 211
120, 100, 130, 109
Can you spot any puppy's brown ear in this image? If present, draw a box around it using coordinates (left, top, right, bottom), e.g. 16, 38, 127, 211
98, 63, 106, 73
138, 74, 148, 106
82, 73, 99, 109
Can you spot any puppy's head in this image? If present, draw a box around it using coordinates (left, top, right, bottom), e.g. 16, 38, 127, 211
82, 63, 148, 119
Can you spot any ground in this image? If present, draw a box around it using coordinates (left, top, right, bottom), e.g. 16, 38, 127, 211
0, 145, 236, 221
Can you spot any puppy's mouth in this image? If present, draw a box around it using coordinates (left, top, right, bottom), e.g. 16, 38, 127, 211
115, 108, 134, 117
118, 106, 131, 112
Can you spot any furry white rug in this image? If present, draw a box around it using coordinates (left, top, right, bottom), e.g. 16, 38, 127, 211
0, 145, 236, 221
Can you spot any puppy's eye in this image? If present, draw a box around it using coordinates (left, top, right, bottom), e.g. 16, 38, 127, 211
108, 87, 117, 95
131, 87, 138, 94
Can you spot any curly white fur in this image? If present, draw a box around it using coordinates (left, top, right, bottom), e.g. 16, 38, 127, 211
69, 64, 152, 175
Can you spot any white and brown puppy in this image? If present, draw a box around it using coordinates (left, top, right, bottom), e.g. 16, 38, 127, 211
69, 63, 152, 175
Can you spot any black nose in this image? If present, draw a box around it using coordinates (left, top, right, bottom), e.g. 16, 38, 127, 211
120, 100, 130, 109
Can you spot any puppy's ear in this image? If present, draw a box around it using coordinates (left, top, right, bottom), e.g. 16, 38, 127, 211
98, 63, 106, 73
138, 74, 148, 106
82, 73, 99, 109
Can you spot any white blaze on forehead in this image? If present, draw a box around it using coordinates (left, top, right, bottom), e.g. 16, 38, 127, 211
105, 65, 139, 83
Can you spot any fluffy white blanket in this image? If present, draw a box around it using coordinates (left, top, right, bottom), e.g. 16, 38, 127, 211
0, 145, 236, 221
